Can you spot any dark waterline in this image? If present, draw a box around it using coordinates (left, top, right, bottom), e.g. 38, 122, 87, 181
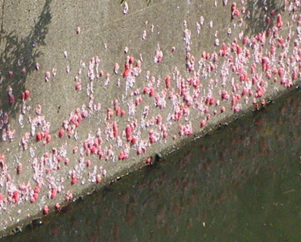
2, 89, 301, 241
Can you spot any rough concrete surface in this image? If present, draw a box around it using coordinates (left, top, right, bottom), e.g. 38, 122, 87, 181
0, 0, 299, 237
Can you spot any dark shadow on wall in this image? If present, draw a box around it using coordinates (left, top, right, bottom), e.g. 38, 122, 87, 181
244, 0, 283, 36
0, 0, 52, 120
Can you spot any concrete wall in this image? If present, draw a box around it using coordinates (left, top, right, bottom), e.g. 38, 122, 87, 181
0, 0, 296, 237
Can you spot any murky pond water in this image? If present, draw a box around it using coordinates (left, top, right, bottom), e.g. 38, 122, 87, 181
2, 89, 301, 241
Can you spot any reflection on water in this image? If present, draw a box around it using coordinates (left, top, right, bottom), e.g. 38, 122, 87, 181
3, 90, 301, 241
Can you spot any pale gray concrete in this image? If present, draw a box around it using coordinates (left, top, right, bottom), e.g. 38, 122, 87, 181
0, 0, 296, 237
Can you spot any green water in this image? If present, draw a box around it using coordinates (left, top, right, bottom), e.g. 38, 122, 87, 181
3, 90, 301, 241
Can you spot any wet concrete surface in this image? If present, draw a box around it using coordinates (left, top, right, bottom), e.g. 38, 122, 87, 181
0, 0, 299, 237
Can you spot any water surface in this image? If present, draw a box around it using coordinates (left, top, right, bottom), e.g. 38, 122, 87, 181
2, 89, 301, 241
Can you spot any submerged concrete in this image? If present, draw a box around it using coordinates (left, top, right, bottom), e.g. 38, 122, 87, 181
0, 0, 298, 237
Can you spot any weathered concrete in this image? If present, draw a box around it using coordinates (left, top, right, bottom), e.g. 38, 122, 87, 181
0, 0, 298, 237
